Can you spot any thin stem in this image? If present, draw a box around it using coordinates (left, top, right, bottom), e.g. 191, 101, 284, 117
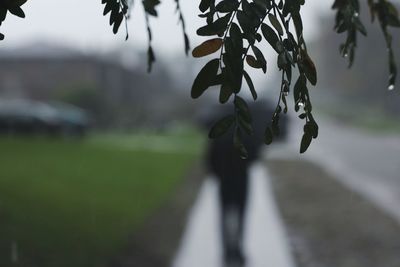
218, 4, 242, 69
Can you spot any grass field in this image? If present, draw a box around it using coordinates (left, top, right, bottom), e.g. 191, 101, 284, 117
0, 131, 204, 267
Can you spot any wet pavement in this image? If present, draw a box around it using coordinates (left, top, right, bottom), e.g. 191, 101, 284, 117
172, 163, 295, 267
172, 116, 400, 267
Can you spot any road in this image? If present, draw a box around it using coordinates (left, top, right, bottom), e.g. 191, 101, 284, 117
268, 116, 400, 223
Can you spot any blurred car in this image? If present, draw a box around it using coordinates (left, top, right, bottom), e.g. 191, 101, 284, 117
0, 98, 89, 137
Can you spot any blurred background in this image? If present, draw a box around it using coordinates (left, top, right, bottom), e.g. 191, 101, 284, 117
0, 1, 400, 267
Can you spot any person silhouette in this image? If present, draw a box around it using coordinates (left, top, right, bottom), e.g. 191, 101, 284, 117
200, 100, 285, 267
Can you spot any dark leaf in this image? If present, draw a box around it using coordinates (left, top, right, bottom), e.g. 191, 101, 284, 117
261, 23, 279, 52
252, 45, 267, 73
191, 58, 220, 98
229, 23, 242, 49
197, 13, 231, 36
292, 12, 303, 38
243, 70, 257, 100
219, 81, 233, 103
112, 12, 124, 34
0, 7, 7, 22
264, 126, 273, 145
300, 133, 312, 153
237, 10, 253, 32
9, 6, 25, 18
234, 95, 252, 122
238, 115, 254, 135
301, 50, 317, 85
215, 0, 239, 13
234, 128, 249, 159
147, 46, 156, 72
199, 0, 212, 13
254, 0, 270, 10
268, 14, 284, 35
209, 114, 235, 138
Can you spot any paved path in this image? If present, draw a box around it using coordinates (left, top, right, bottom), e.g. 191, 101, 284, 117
268, 116, 400, 223
172, 163, 295, 267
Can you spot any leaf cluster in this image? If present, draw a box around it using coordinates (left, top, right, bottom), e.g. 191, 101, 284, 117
102, 0, 130, 39
191, 0, 320, 156
102, 0, 189, 72
333, 0, 399, 89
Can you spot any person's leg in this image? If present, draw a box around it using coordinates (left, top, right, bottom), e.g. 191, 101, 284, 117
219, 171, 248, 267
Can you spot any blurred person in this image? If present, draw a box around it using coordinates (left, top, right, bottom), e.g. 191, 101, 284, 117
199, 100, 287, 267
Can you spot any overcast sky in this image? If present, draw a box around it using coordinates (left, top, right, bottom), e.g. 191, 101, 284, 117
1, 1, 332, 55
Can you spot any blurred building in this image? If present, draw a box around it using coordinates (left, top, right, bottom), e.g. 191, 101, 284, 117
0, 43, 192, 129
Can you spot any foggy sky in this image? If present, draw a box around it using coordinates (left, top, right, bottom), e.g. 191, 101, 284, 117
1, 1, 331, 55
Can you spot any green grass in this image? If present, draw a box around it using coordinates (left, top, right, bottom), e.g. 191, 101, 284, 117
0, 131, 203, 267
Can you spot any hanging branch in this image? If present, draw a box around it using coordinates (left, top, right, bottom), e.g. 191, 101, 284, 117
174, 0, 190, 55
191, 0, 319, 155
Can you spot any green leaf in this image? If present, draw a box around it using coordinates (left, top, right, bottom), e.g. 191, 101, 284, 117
251, 45, 267, 73
354, 17, 367, 36
209, 114, 235, 138
197, 13, 231, 36
223, 37, 243, 93
238, 115, 253, 135
254, 0, 270, 10
215, 0, 239, 13
294, 75, 306, 104
242, 0, 259, 25
268, 14, 283, 35
304, 121, 318, 138
300, 133, 312, 153
277, 52, 288, 69
234, 95, 252, 122
191, 58, 220, 98
234, 127, 249, 159
243, 70, 257, 100
292, 12, 303, 37
261, 23, 279, 52
219, 80, 233, 103
301, 50, 317, 85
264, 126, 273, 145
229, 23, 242, 50
237, 10, 253, 32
